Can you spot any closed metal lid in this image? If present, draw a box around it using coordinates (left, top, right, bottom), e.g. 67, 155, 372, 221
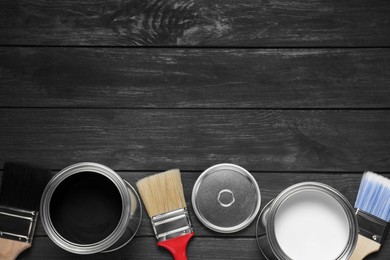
192, 163, 261, 233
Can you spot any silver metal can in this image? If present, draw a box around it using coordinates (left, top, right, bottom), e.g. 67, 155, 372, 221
192, 163, 261, 233
40, 162, 142, 254
256, 182, 358, 260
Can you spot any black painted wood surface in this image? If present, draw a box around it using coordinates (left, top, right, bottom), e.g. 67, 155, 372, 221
1, 48, 390, 108
0, 0, 390, 46
16, 237, 390, 260
1, 0, 390, 259
0, 109, 389, 171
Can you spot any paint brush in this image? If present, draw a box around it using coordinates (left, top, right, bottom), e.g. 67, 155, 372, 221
0, 162, 52, 260
136, 169, 194, 260
350, 171, 390, 260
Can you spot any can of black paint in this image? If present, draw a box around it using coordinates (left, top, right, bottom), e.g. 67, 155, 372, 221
40, 162, 142, 254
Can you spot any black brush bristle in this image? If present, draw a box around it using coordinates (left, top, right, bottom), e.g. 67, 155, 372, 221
0, 162, 52, 211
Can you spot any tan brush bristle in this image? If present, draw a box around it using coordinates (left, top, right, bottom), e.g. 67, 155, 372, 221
136, 169, 186, 217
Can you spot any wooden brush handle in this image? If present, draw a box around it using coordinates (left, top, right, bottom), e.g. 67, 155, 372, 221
0, 238, 31, 260
349, 234, 381, 260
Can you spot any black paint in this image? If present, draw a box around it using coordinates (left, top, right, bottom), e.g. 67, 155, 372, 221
49, 172, 123, 244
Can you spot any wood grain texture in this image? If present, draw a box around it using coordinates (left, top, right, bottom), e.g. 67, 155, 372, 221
1, 2, 389, 260
0, 238, 31, 260
1, 48, 390, 108
0, 0, 390, 46
18, 237, 266, 260
0, 109, 389, 171
350, 235, 381, 260
17, 236, 390, 260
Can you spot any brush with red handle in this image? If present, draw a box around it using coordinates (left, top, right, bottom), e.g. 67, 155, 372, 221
136, 169, 194, 260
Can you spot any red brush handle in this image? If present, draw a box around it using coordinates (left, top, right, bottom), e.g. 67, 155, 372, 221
157, 232, 194, 260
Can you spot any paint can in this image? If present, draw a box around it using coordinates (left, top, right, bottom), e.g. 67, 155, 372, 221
40, 162, 142, 254
256, 182, 358, 260
192, 163, 261, 233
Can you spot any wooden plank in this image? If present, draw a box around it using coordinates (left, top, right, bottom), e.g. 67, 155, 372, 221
19, 236, 390, 259
1, 48, 390, 108
19, 237, 266, 260
0, 0, 389, 46
21, 171, 388, 238
0, 109, 389, 171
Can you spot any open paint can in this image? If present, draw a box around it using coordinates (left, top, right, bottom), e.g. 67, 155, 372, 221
40, 162, 142, 254
256, 182, 358, 260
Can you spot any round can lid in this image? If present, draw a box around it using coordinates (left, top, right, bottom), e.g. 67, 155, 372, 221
192, 163, 261, 233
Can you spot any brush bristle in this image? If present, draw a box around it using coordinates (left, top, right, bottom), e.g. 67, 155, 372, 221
0, 162, 52, 211
355, 171, 390, 222
136, 169, 186, 218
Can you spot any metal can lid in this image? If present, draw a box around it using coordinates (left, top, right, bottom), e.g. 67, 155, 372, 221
192, 163, 261, 233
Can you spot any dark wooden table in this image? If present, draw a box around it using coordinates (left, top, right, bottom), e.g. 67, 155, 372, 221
1, 0, 390, 259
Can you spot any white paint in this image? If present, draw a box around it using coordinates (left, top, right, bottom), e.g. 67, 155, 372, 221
274, 190, 350, 260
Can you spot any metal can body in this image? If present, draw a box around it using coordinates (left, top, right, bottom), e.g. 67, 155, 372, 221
256, 182, 358, 260
40, 162, 142, 254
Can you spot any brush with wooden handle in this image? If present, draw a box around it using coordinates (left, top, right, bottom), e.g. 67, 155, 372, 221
350, 171, 390, 260
136, 169, 194, 260
0, 162, 52, 260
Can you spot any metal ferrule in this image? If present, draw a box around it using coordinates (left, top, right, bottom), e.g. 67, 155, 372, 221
151, 208, 193, 242
0, 205, 38, 243
356, 209, 389, 244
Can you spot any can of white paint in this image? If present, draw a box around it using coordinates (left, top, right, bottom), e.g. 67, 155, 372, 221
256, 182, 358, 260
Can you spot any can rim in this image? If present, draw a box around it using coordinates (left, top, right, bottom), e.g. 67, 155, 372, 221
40, 162, 131, 254
191, 163, 261, 233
